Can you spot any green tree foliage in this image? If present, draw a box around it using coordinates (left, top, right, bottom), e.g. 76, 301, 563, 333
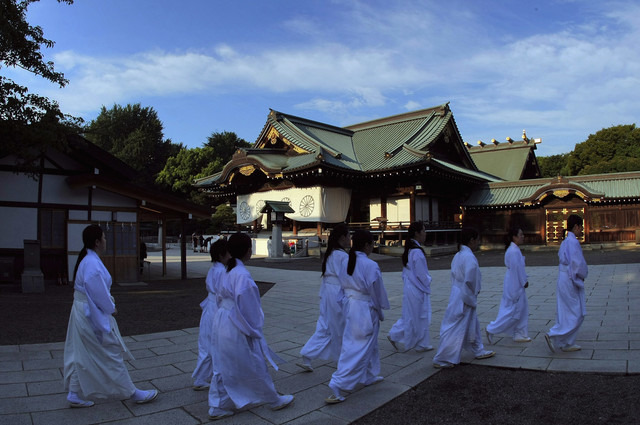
83, 103, 182, 187
565, 124, 640, 175
205, 130, 251, 160
537, 153, 569, 177
209, 204, 236, 233
0, 0, 82, 172
156, 131, 250, 204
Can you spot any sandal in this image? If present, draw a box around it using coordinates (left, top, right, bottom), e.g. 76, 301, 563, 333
325, 394, 345, 404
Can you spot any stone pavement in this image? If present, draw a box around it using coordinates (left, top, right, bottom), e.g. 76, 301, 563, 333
1, 251, 639, 424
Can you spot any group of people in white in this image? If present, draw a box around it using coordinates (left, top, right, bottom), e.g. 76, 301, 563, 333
62, 214, 588, 420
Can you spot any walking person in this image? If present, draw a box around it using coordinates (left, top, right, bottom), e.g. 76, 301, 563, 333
192, 239, 230, 390
388, 221, 434, 352
297, 223, 351, 372
486, 227, 531, 344
432, 227, 495, 368
208, 233, 294, 420
326, 230, 390, 404
545, 214, 588, 353
63, 225, 158, 407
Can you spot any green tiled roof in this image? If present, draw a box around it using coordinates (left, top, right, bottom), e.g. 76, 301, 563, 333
464, 171, 640, 207
469, 147, 531, 181
196, 103, 494, 187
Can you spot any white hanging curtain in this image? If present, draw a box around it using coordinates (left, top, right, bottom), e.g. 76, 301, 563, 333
236, 186, 351, 224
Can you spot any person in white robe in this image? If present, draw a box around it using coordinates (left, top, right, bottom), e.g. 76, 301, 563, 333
388, 221, 433, 352
432, 228, 495, 368
486, 227, 531, 344
297, 224, 351, 371
192, 239, 230, 390
326, 230, 390, 404
545, 214, 588, 353
207, 233, 294, 420
63, 225, 158, 407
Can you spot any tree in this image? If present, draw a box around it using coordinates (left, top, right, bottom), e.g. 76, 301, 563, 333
0, 0, 82, 172
156, 131, 250, 204
209, 204, 236, 233
205, 131, 251, 160
537, 153, 569, 177
155, 146, 224, 204
565, 124, 640, 175
83, 103, 182, 187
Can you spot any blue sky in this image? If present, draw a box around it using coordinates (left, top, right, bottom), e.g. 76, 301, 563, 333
9, 0, 640, 156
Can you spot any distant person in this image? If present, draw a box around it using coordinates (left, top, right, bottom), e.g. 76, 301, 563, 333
326, 230, 389, 404
298, 223, 351, 371
207, 233, 294, 419
192, 233, 198, 253
388, 221, 434, 352
545, 215, 588, 353
192, 239, 230, 391
486, 227, 531, 344
63, 225, 158, 408
432, 228, 495, 368
199, 235, 205, 253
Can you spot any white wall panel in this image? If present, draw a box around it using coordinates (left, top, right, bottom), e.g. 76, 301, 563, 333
0, 207, 37, 248
0, 171, 38, 202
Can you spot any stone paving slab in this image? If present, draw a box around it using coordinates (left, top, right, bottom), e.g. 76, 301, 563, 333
0, 259, 638, 424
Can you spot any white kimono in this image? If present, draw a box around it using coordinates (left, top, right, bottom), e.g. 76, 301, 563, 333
192, 262, 225, 387
487, 242, 529, 339
208, 260, 281, 410
388, 241, 433, 350
300, 249, 348, 362
329, 252, 390, 393
63, 250, 135, 400
548, 232, 588, 347
433, 245, 486, 366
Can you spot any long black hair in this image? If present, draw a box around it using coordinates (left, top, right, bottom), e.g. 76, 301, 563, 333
73, 224, 103, 280
210, 238, 228, 263
226, 233, 252, 272
402, 221, 426, 267
347, 229, 373, 276
565, 214, 583, 238
505, 226, 522, 251
457, 227, 479, 251
322, 223, 350, 275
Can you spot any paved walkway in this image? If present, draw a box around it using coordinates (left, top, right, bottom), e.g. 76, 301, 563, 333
1, 251, 639, 424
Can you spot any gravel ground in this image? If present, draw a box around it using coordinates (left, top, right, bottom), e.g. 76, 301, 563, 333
2, 246, 639, 424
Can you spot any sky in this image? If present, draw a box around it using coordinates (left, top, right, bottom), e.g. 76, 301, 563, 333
8, 0, 640, 156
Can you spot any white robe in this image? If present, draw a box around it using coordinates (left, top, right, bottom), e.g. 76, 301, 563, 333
487, 242, 529, 339
388, 241, 433, 350
300, 249, 347, 362
208, 260, 281, 410
548, 232, 588, 347
192, 262, 225, 387
433, 245, 486, 366
329, 252, 390, 393
63, 250, 135, 400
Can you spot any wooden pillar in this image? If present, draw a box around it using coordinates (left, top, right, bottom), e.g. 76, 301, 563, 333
381, 196, 387, 221
410, 191, 416, 223
180, 218, 187, 280
292, 220, 298, 235
161, 217, 167, 277
317, 221, 322, 236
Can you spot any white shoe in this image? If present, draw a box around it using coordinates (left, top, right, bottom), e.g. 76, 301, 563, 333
475, 350, 495, 360
485, 328, 494, 345
387, 335, 398, 351
544, 333, 556, 353
415, 346, 434, 352
296, 361, 314, 372
514, 336, 532, 343
561, 344, 581, 352
209, 407, 234, 420
269, 394, 294, 411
